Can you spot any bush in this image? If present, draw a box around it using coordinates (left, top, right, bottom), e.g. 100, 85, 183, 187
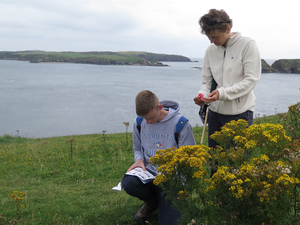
279, 102, 300, 140
150, 119, 300, 225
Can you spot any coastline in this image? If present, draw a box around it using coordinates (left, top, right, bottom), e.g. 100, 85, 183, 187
0, 50, 191, 67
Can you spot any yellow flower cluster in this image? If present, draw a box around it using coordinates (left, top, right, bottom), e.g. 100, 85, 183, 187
8, 191, 26, 201
205, 166, 229, 192
233, 135, 247, 146
177, 190, 188, 200
206, 150, 300, 203
150, 145, 211, 185
210, 120, 248, 147
251, 154, 269, 165
276, 174, 300, 186
245, 123, 291, 148
256, 181, 273, 203
239, 163, 255, 175
153, 174, 168, 185
211, 120, 291, 152
229, 182, 244, 199
244, 140, 257, 149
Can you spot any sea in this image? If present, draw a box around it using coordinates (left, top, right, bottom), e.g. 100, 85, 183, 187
0, 59, 299, 138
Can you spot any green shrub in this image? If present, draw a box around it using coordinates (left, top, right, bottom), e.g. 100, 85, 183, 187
151, 119, 300, 225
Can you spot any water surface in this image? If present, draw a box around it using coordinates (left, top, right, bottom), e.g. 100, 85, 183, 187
0, 60, 299, 137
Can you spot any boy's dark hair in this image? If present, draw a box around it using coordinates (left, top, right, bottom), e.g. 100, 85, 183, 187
135, 90, 159, 116
198, 9, 233, 35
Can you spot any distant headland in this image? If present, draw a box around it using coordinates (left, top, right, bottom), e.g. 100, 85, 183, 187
0, 51, 299, 73
0, 50, 190, 67
262, 59, 300, 74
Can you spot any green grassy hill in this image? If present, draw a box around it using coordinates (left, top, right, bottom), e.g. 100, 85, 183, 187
0, 51, 191, 66
0, 115, 281, 224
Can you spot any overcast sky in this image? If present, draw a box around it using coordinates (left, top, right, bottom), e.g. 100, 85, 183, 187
0, 0, 298, 61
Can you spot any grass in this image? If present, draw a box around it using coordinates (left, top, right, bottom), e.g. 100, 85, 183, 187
0, 132, 152, 225
0, 114, 281, 225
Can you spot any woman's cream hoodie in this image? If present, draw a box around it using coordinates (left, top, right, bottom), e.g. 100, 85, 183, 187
199, 32, 261, 115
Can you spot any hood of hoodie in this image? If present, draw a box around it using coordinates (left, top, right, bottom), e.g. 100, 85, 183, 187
159, 100, 180, 123
226, 32, 240, 48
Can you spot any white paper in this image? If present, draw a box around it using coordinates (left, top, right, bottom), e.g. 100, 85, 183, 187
112, 182, 122, 191
125, 167, 156, 184
112, 168, 156, 191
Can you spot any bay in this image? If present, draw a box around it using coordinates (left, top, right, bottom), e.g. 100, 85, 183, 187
0, 59, 299, 138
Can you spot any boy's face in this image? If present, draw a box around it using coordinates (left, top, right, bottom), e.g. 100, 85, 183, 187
142, 104, 162, 124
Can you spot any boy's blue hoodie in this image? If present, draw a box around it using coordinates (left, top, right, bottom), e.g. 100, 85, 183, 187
132, 100, 196, 175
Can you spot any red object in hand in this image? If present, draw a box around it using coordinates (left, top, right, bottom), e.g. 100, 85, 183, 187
198, 93, 208, 100
198, 93, 204, 100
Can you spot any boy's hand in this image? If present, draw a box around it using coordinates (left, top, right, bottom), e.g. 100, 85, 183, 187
127, 158, 146, 172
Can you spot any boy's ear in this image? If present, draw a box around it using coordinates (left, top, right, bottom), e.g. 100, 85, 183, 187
158, 104, 163, 110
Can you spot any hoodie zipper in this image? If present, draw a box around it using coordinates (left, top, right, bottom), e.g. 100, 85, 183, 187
217, 47, 226, 112
222, 47, 226, 84
222, 46, 240, 108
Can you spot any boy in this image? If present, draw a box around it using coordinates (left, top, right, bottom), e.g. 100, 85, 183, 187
122, 90, 196, 225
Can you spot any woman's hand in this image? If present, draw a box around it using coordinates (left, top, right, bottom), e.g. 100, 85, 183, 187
193, 95, 205, 106
203, 90, 219, 103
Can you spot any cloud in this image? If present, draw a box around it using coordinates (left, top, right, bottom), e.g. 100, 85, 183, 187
0, 0, 138, 37
0, 0, 299, 60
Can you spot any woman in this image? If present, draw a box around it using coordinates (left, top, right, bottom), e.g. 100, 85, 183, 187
193, 9, 261, 148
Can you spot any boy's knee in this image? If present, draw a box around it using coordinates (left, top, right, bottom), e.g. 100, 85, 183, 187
122, 175, 156, 201
121, 175, 137, 193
